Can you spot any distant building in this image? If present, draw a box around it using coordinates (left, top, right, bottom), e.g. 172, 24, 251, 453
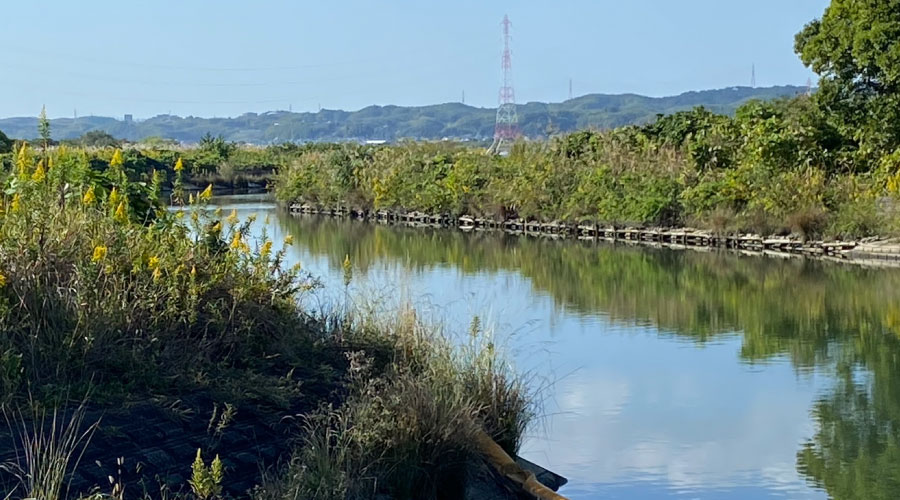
365, 140, 387, 145
124, 114, 133, 123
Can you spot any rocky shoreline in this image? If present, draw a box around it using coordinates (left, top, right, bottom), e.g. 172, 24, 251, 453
287, 203, 900, 267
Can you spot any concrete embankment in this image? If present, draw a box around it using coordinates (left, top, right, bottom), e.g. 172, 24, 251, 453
287, 203, 900, 267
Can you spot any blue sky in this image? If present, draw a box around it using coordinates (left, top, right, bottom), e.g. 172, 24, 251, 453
1, 0, 830, 118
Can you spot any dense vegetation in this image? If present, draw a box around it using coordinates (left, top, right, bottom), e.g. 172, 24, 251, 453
0, 144, 530, 500
0, 134, 310, 192
275, 98, 900, 239
0, 129, 12, 154
0, 86, 803, 143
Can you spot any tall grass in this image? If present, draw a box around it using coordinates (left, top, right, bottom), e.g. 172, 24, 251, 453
257, 306, 533, 500
2, 401, 98, 500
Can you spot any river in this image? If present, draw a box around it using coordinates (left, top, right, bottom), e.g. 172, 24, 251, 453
209, 194, 900, 500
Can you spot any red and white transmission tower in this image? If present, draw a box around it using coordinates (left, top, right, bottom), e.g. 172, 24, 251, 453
488, 15, 519, 155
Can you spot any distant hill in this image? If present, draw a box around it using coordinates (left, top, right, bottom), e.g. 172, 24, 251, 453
0, 86, 807, 144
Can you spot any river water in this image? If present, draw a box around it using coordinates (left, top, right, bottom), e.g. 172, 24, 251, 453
209, 194, 900, 500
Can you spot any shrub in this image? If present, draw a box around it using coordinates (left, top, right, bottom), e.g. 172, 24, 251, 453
0, 144, 316, 404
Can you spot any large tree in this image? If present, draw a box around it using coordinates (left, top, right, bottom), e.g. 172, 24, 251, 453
795, 0, 900, 167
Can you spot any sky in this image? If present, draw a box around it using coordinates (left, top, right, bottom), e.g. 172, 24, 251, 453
1, 0, 830, 119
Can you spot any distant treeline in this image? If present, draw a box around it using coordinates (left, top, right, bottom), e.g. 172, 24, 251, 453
0, 86, 804, 143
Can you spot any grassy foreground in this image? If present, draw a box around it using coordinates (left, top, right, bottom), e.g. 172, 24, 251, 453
0, 145, 532, 500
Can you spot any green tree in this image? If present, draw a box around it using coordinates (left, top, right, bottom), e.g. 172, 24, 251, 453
795, 0, 900, 165
0, 129, 12, 154
78, 130, 121, 148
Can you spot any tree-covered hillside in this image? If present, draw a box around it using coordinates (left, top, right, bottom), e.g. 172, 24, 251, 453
0, 86, 805, 144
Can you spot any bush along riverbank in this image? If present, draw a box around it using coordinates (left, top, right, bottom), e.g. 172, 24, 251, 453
0, 145, 551, 500
0, 134, 327, 195
274, 99, 900, 264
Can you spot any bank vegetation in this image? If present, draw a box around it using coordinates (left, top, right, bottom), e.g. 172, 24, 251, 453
0, 144, 532, 500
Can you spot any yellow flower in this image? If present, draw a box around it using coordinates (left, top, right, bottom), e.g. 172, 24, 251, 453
175, 211, 185, 219
188, 193, 195, 205
110, 149, 124, 168
82, 186, 96, 205
190, 266, 197, 277
152, 267, 162, 281
199, 184, 213, 201
148, 256, 160, 269
174, 157, 184, 172
226, 209, 238, 224
260, 240, 273, 258
10, 194, 21, 213
92, 245, 108, 262
211, 222, 222, 232
108, 187, 119, 207
16, 143, 28, 176
32, 160, 46, 183
214, 207, 223, 217
114, 201, 128, 223
230, 232, 242, 250
283, 235, 294, 246
0, 272, 7, 288
342, 254, 353, 286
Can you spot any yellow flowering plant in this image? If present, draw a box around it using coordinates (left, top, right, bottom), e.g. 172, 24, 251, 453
114, 201, 128, 223
82, 186, 96, 205
0, 143, 319, 420
260, 240, 273, 258
31, 160, 46, 183
92, 245, 108, 262
199, 184, 213, 202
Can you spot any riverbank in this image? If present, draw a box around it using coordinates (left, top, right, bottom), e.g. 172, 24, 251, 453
287, 203, 900, 267
0, 146, 559, 500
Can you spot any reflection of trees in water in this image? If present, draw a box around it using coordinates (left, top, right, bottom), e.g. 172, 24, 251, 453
797, 340, 900, 500
278, 213, 900, 498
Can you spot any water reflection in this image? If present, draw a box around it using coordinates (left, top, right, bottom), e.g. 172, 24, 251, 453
212, 196, 900, 499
